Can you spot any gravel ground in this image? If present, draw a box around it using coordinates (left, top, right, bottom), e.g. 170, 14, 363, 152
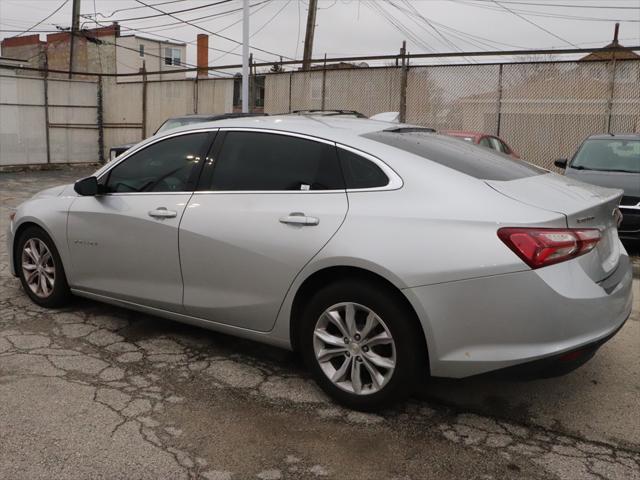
0, 168, 638, 480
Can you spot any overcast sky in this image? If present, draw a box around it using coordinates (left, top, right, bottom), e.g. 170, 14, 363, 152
1, 0, 639, 70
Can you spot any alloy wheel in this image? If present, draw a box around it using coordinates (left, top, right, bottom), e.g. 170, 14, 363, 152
21, 238, 56, 298
313, 302, 396, 395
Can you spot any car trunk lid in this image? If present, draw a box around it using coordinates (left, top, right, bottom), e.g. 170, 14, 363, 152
486, 172, 623, 282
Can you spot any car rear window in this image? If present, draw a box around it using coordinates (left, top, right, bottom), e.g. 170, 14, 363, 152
362, 131, 544, 181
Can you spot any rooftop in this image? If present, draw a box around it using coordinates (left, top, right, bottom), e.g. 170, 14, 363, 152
118, 34, 186, 46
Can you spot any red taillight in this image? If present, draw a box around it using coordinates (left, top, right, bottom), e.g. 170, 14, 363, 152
497, 227, 601, 269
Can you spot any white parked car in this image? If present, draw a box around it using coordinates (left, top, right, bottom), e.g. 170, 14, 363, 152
7, 115, 633, 410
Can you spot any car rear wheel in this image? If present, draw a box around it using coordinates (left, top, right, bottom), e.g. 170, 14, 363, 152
299, 279, 424, 411
17, 226, 71, 308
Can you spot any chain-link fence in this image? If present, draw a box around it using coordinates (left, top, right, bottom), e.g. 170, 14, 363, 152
262, 58, 639, 170
2, 55, 639, 169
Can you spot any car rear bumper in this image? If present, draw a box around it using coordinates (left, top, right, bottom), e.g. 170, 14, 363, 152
404, 251, 633, 378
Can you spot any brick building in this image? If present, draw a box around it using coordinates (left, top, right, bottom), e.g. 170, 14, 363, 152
0, 23, 186, 82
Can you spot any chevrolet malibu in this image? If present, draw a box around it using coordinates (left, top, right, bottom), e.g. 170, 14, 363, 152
7, 115, 633, 411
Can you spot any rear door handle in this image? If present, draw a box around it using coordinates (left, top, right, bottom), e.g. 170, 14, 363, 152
148, 207, 177, 219
279, 212, 319, 226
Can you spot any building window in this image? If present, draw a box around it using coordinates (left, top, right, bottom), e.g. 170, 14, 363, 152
139, 44, 144, 57
164, 47, 181, 66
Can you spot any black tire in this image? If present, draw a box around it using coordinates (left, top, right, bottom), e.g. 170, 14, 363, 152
299, 278, 425, 411
16, 226, 71, 308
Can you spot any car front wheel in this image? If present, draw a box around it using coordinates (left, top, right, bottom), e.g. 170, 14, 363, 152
17, 226, 71, 308
299, 279, 424, 411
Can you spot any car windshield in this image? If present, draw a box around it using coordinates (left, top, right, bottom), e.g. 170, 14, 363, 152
155, 117, 208, 135
571, 139, 640, 174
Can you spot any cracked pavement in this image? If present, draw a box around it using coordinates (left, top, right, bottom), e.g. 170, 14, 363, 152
1, 168, 638, 480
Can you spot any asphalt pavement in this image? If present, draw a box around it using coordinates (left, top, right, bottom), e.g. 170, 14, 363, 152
0, 167, 638, 480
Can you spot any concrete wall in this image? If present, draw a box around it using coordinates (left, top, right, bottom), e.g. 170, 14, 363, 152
0, 69, 48, 165
47, 78, 99, 163
0, 69, 234, 167
0, 70, 98, 167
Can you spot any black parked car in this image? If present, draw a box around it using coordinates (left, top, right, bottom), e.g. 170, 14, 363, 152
109, 113, 264, 161
555, 133, 640, 242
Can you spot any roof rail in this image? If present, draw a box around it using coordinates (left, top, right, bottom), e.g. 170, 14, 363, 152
291, 109, 367, 118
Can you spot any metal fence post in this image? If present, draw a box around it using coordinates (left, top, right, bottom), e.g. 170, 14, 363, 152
399, 41, 408, 123
97, 75, 104, 163
193, 76, 199, 114
43, 50, 51, 164
142, 62, 148, 138
496, 63, 504, 136
321, 54, 327, 110
606, 57, 617, 134
288, 71, 293, 113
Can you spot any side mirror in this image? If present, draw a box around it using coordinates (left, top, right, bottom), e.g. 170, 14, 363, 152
74, 176, 99, 196
554, 158, 568, 169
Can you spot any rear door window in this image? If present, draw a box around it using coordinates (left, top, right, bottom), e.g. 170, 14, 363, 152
363, 130, 544, 181
205, 131, 344, 191
337, 148, 389, 189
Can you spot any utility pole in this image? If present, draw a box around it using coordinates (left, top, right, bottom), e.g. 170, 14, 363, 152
68, 0, 81, 78
242, 0, 249, 113
302, 0, 318, 70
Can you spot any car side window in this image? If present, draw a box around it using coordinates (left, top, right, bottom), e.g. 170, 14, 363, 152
207, 131, 344, 191
337, 148, 389, 189
497, 139, 511, 154
479, 137, 493, 149
105, 133, 210, 193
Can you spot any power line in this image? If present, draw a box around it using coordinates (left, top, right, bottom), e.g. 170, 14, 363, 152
108, 0, 234, 23
81, 1, 270, 36
192, 0, 272, 37
395, 0, 476, 62
489, 0, 578, 47
82, 12, 274, 63
77, 28, 234, 77
455, 0, 640, 22
467, 0, 640, 9
209, 0, 290, 63
92, 0, 186, 19
366, 1, 435, 54
391, 1, 528, 50
133, 0, 293, 60
12, 0, 69, 37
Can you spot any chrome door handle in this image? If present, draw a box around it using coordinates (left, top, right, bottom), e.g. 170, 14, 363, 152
148, 207, 177, 219
279, 212, 319, 226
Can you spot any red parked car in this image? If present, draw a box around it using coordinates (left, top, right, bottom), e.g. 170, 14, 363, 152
442, 130, 519, 159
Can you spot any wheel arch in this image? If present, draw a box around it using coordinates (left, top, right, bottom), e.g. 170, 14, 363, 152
288, 265, 431, 371
12, 220, 60, 277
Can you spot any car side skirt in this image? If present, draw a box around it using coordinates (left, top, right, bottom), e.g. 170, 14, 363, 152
70, 289, 292, 349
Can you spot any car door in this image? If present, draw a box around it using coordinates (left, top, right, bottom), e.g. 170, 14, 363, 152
67, 131, 215, 311
179, 129, 349, 332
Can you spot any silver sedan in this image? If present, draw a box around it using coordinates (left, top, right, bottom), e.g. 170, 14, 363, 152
7, 115, 633, 410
